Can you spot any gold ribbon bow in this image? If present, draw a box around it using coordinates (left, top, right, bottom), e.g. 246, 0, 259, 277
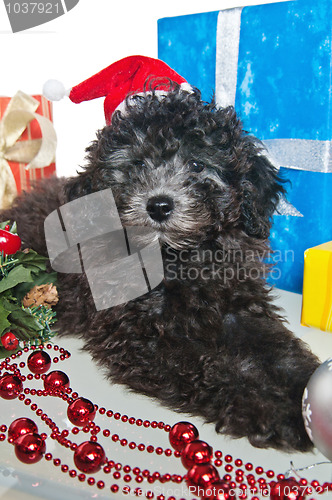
0, 91, 57, 209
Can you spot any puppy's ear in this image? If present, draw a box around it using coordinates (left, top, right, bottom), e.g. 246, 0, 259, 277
239, 140, 285, 239
65, 170, 93, 201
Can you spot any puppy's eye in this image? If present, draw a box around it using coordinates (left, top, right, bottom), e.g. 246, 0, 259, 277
133, 160, 146, 168
188, 160, 205, 173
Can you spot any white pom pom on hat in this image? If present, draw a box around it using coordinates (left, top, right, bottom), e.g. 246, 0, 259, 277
42, 55, 192, 125
42, 79, 70, 101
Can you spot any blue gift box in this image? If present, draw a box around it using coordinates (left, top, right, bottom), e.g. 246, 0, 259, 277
158, 0, 332, 293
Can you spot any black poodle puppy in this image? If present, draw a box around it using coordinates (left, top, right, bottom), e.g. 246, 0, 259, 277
1, 86, 319, 451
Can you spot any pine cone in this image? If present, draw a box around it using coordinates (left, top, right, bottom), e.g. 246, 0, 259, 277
22, 283, 59, 309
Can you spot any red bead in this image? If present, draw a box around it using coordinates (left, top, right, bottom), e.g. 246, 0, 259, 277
8, 418, 38, 443
270, 479, 305, 500
67, 397, 96, 426
181, 440, 213, 469
186, 464, 220, 495
27, 351, 51, 374
169, 421, 199, 451
1, 332, 19, 351
0, 374, 23, 399
202, 480, 236, 500
43, 371, 69, 391
0, 229, 21, 255
14, 433, 46, 464
73, 441, 106, 473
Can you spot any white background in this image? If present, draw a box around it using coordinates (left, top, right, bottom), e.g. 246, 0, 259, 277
0, 0, 288, 177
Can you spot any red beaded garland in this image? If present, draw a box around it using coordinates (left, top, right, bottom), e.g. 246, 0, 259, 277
168, 421, 199, 451
73, 441, 106, 474
0, 374, 23, 399
27, 351, 52, 374
8, 418, 38, 443
67, 397, 96, 426
181, 440, 213, 469
1, 331, 19, 351
1, 342, 331, 499
14, 432, 46, 464
43, 371, 69, 391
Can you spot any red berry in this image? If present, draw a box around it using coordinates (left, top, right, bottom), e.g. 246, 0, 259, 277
1, 332, 19, 351
0, 229, 21, 255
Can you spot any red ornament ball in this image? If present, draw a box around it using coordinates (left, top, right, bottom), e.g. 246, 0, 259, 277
169, 421, 199, 451
270, 479, 305, 500
14, 432, 46, 464
8, 418, 38, 443
1, 331, 19, 351
186, 464, 220, 495
181, 440, 213, 469
0, 229, 21, 255
27, 350, 52, 374
202, 480, 237, 500
67, 397, 96, 426
73, 441, 106, 473
0, 374, 23, 400
43, 370, 69, 392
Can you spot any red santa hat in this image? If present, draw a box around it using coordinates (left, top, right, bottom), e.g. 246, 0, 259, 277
43, 55, 192, 125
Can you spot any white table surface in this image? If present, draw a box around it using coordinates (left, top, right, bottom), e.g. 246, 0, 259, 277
1, 289, 332, 500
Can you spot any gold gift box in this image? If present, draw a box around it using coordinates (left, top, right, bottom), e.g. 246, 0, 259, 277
301, 241, 332, 332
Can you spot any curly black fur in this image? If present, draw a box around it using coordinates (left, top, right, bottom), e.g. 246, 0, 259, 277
1, 87, 319, 451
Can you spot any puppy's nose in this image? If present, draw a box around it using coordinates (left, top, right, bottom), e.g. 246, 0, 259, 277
146, 195, 174, 222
